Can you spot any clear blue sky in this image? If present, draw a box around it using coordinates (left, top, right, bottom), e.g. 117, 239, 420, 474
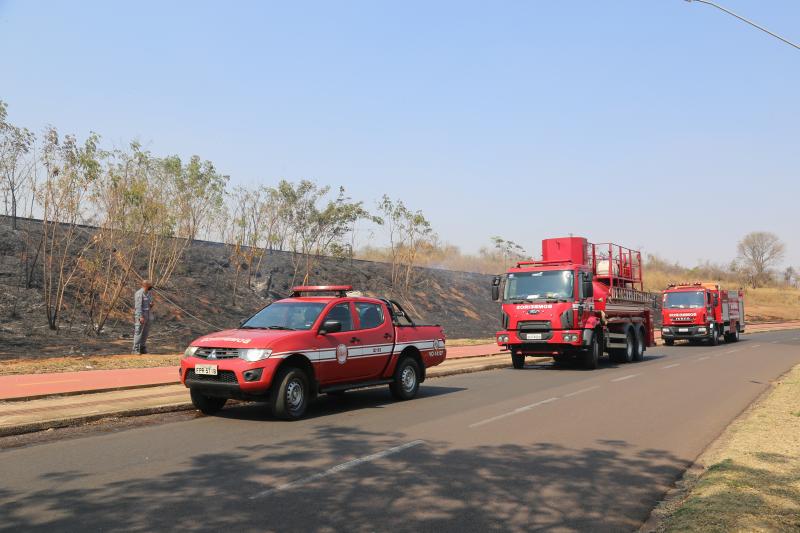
1, 0, 798, 268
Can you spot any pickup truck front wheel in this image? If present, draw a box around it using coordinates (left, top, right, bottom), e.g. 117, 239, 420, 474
390, 357, 420, 401
271, 367, 310, 420
190, 390, 227, 415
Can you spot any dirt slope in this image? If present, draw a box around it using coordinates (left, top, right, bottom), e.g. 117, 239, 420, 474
0, 219, 499, 360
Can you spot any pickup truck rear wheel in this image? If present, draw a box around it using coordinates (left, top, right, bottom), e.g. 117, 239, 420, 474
390, 357, 420, 401
190, 390, 227, 415
512, 352, 525, 369
271, 367, 310, 420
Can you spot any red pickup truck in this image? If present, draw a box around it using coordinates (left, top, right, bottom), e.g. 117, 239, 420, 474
180, 286, 447, 420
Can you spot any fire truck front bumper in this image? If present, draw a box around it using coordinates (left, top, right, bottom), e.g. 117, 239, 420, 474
497, 329, 587, 354
661, 325, 710, 340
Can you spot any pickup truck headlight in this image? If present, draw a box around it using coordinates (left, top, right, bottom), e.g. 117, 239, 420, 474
183, 346, 199, 358
239, 348, 272, 362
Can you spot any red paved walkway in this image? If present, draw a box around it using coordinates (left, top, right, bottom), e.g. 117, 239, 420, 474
0, 367, 180, 400
0, 343, 503, 400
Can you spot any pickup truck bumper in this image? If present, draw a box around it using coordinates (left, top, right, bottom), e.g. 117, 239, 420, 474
180, 357, 283, 400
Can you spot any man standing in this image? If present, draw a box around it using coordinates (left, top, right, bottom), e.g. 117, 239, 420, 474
133, 280, 154, 354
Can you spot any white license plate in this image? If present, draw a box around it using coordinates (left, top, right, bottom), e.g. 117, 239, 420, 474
526, 333, 543, 340
195, 364, 218, 376
678, 328, 689, 333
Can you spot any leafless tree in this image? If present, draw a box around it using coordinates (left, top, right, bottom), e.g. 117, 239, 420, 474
736, 231, 785, 288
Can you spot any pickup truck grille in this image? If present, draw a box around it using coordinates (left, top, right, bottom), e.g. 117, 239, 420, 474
186, 370, 238, 384
194, 348, 240, 359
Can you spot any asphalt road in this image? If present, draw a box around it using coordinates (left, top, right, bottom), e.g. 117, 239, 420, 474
2, 329, 800, 532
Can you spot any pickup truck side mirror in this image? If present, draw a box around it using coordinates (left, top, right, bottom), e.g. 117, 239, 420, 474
492, 275, 501, 302
319, 320, 342, 334
583, 280, 594, 298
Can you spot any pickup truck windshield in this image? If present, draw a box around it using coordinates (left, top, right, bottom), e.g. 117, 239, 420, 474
505, 270, 574, 301
241, 302, 326, 330
664, 291, 705, 309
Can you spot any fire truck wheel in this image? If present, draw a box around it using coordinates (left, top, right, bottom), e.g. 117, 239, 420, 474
390, 357, 421, 400
512, 352, 526, 369
610, 330, 634, 363
633, 328, 645, 362
582, 334, 600, 370
271, 367, 310, 420
190, 390, 227, 415
724, 328, 740, 343
664, 338, 674, 346
709, 325, 719, 346
552, 354, 570, 366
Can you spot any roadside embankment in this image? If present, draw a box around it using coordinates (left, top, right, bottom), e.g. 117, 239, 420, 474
644, 363, 800, 532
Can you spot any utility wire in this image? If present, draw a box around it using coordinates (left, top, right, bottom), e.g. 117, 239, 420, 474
686, 0, 800, 50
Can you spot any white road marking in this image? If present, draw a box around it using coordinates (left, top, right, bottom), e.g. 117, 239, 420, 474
662, 363, 680, 369
611, 374, 639, 382
770, 340, 780, 344
793, 336, 800, 341
751, 344, 762, 348
695, 356, 710, 362
563, 386, 600, 398
250, 440, 425, 498
725, 348, 742, 354
469, 397, 559, 428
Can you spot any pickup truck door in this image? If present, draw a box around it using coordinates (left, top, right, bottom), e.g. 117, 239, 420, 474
349, 301, 395, 380
315, 301, 359, 384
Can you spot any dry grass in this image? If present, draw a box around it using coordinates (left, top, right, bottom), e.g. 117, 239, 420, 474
655, 364, 800, 532
446, 337, 495, 347
0, 353, 182, 375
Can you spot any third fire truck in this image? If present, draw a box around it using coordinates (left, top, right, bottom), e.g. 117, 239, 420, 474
661, 282, 745, 345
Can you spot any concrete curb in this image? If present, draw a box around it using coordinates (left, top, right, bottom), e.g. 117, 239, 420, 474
0, 402, 196, 438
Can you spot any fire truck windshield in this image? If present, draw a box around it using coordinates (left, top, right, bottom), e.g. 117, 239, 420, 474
504, 270, 574, 302
663, 291, 705, 309
241, 302, 327, 331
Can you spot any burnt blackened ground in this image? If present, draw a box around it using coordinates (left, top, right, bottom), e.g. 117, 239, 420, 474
0, 218, 499, 360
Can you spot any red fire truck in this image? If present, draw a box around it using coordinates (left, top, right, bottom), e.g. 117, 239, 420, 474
661, 282, 745, 346
180, 286, 446, 420
493, 237, 656, 370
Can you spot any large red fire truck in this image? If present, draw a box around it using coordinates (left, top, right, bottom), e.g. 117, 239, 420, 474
181, 286, 446, 420
661, 282, 745, 345
493, 237, 656, 369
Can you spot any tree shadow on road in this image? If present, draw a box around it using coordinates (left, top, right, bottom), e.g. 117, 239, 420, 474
0, 425, 690, 533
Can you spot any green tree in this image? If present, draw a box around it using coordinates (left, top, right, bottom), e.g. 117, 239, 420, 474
39, 127, 101, 330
